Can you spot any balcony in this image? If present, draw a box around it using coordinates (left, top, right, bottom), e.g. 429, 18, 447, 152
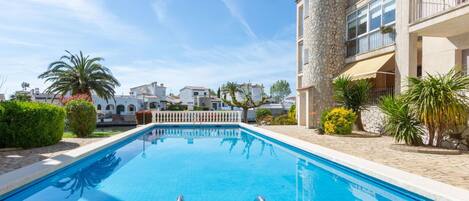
409, 0, 469, 36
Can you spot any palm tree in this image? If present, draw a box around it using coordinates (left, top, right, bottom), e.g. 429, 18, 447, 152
403, 69, 469, 146
39, 50, 120, 102
333, 76, 372, 131
221, 82, 268, 123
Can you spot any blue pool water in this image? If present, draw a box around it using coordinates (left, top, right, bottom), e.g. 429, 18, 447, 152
2, 125, 430, 201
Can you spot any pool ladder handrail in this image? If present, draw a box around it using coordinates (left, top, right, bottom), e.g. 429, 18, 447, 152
176, 195, 184, 201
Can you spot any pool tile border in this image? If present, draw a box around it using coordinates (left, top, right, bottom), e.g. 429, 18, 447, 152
240, 123, 469, 201
0, 123, 468, 201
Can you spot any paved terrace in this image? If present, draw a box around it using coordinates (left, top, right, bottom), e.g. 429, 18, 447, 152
0, 138, 100, 175
261, 125, 469, 190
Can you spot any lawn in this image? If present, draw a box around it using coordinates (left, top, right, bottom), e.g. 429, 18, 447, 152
62, 131, 122, 138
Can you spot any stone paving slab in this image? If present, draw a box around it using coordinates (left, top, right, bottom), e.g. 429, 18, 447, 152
260, 125, 469, 190
0, 138, 101, 175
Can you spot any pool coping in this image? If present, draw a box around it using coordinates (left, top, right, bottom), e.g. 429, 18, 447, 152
0, 123, 468, 200
240, 123, 469, 201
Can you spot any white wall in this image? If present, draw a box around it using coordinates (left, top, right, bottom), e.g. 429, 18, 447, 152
93, 95, 141, 115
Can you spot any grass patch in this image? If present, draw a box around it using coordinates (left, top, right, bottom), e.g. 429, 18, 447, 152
63, 131, 121, 138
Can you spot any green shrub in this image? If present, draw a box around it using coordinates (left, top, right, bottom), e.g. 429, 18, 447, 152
272, 114, 297, 125
65, 100, 96, 137
256, 108, 272, 123
318, 108, 332, 134
136, 110, 152, 124
288, 105, 296, 120
0, 101, 65, 148
379, 96, 424, 146
323, 107, 356, 135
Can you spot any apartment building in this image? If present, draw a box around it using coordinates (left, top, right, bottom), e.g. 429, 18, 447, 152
296, 0, 469, 128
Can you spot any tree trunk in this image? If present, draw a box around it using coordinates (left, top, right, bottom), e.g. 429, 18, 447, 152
355, 111, 365, 131
436, 129, 444, 147
243, 108, 249, 123
428, 127, 435, 146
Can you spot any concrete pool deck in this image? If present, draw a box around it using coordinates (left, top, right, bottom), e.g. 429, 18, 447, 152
260, 125, 469, 190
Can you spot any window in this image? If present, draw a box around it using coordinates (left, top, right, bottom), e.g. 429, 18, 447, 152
346, 40, 357, 57
369, 0, 382, 31
298, 6, 304, 38
357, 8, 367, 36
303, 48, 309, 65
97, 104, 101, 110
345, 0, 396, 57
298, 42, 304, 72
383, 0, 395, 24
417, 65, 422, 77
194, 92, 199, 96
304, 0, 309, 18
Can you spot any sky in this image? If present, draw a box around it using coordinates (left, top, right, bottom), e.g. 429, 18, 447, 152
0, 0, 296, 97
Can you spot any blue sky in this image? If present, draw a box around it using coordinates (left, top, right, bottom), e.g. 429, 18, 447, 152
0, 0, 296, 97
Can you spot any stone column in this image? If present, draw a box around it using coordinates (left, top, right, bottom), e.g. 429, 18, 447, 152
302, 0, 346, 127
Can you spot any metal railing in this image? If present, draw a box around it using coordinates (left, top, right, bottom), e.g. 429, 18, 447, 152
367, 88, 395, 105
152, 111, 243, 123
410, 0, 469, 23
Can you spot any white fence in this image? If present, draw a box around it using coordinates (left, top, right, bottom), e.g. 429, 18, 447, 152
151, 111, 242, 123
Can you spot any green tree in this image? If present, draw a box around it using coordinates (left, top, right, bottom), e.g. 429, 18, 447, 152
10, 92, 31, 102
221, 82, 268, 123
217, 87, 221, 98
38, 51, 120, 102
270, 80, 291, 103
333, 76, 372, 131
403, 70, 469, 146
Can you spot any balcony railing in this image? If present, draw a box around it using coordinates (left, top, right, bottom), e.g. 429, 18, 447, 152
410, 0, 469, 23
151, 111, 242, 123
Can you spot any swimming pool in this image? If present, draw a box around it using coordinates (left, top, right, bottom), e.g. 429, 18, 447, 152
0, 125, 453, 200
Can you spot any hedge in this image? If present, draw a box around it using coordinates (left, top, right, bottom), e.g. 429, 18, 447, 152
65, 100, 97, 137
0, 101, 65, 148
323, 107, 356, 135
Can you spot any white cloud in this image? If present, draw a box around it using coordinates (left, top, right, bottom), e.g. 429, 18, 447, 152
221, 0, 257, 40
110, 40, 295, 95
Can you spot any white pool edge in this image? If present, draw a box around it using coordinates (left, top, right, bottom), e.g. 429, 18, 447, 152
240, 123, 469, 201
0, 123, 468, 200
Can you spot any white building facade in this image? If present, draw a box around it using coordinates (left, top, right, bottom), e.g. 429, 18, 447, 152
179, 86, 210, 110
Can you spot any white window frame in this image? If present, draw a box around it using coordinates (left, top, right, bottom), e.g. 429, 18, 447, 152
345, 0, 396, 57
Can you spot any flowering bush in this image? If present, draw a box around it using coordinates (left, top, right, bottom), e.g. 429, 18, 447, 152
324, 107, 356, 135
65, 100, 96, 137
61, 94, 92, 105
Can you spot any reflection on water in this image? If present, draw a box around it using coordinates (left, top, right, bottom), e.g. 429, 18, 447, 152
54, 153, 121, 198
5, 126, 427, 201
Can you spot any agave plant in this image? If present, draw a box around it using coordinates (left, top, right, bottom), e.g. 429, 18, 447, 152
403, 69, 469, 146
333, 76, 372, 131
379, 96, 424, 146
39, 50, 120, 102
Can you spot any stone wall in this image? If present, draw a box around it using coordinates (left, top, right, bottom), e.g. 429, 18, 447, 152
361, 105, 386, 134
302, 0, 347, 126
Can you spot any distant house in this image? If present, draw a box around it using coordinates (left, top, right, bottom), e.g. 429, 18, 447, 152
93, 95, 141, 116
223, 83, 265, 103
30, 88, 62, 106
179, 86, 211, 110
0, 94, 4, 102
130, 82, 168, 110
283, 96, 296, 110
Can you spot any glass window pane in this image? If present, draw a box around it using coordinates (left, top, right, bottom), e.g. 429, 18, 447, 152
347, 20, 357, 40
304, 0, 309, 18
358, 36, 368, 53
347, 40, 357, 57
369, 7, 381, 30
347, 12, 356, 21
358, 15, 367, 35
383, 0, 395, 24
369, 31, 382, 50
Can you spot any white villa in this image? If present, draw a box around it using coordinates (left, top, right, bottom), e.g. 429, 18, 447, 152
223, 83, 265, 103
179, 86, 211, 110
